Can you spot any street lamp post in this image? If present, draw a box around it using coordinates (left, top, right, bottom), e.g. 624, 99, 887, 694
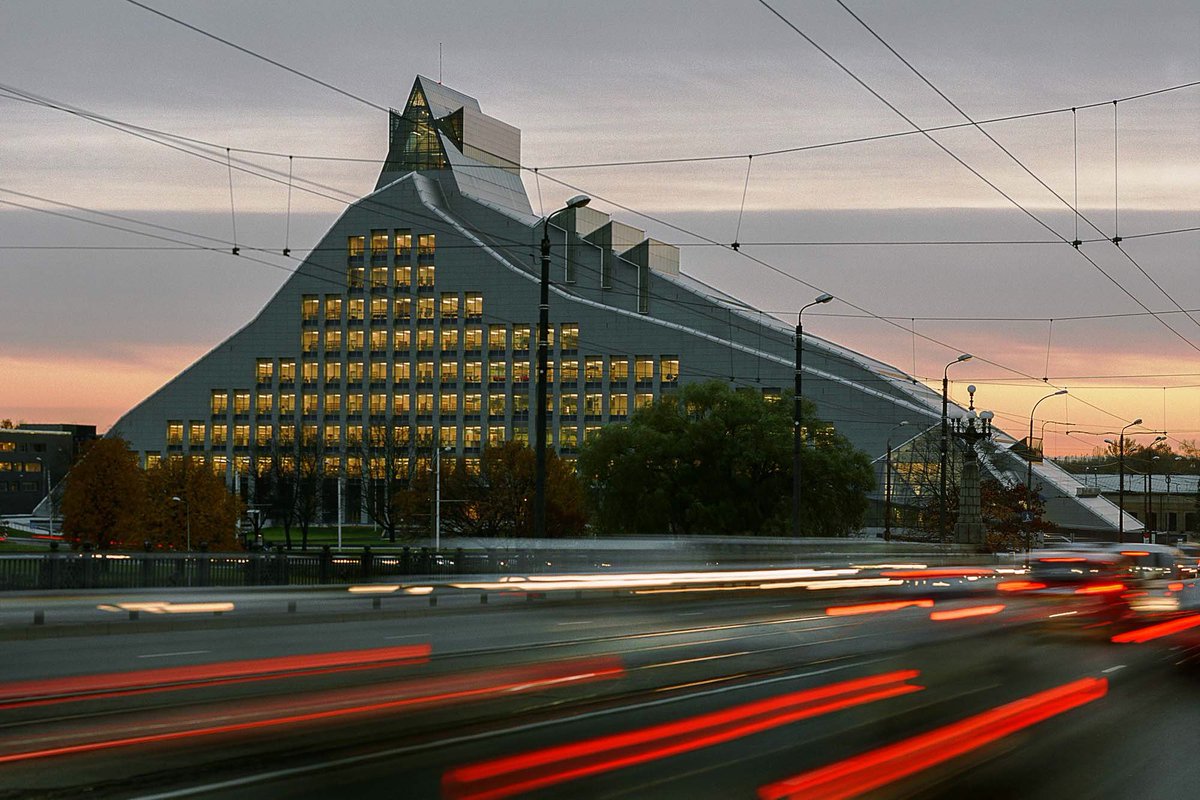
794, 292, 834, 537
884, 421, 910, 542
940, 354, 973, 540
1026, 390, 1068, 515
536, 194, 591, 541
171, 495, 191, 587
1116, 419, 1142, 543
35, 457, 52, 538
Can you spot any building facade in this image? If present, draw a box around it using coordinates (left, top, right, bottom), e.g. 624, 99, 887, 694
109, 77, 1125, 536
0, 424, 94, 516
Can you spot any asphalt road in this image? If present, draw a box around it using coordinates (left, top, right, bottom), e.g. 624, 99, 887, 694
1, 580, 1197, 800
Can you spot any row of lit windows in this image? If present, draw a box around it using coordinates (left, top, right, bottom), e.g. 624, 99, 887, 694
0, 461, 42, 473
301, 291, 484, 324
346, 230, 427, 259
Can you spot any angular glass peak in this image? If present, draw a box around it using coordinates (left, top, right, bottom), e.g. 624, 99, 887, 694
383, 86, 447, 173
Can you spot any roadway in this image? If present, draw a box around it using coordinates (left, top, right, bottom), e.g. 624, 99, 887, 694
1, 574, 1197, 799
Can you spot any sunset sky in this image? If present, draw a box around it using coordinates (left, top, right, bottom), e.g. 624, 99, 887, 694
1, 0, 1197, 457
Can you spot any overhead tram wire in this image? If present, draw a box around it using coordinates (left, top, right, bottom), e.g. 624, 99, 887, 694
834, 0, 1200, 336
757, 0, 1200, 359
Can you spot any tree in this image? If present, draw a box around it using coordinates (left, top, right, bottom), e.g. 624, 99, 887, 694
980, 478, 1057, 553
266, 445, 298, 549
61, 437, 146, 549
294, 433, 324, 551
578, 381, 874, 536
143, 459, 243, 550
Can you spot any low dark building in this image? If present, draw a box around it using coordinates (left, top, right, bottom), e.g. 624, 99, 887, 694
0, 424, 95, 516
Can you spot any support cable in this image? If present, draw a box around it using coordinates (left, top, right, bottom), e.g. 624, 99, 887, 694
226, 148, 239, 256
283, 155, 293, 257
732, 155, 753, 251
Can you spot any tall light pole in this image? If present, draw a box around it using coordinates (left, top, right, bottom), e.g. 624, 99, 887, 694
794, 292, 834, 537
1116, 418, 1141, 543
171, 495, 191, 587
536, 194, 590, 540
884, 421, 910, 542
35, 457, 52, 537
940, 354, 973, 540
1026, 390, 1068, 503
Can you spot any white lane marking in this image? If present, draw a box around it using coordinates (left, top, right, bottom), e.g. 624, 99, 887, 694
137, 650, 210, 659
383, 634, 425, 640
129, 658, 877, 800
556, 621, 595, 626
677, 611, 705, 616
1102, 664, 1126, 674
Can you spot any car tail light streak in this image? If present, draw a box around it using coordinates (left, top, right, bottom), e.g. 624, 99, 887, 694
825, 600, 934, 617
929, 604, 1005, 621
1111, 613, 1200, 643
996, 581, 1046, 592
758, 677, 1108, 800
1075, 583, 1126, 595
442, 670, 924, 800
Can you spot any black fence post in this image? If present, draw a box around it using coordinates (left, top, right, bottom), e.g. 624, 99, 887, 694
361, 546, 373, 581
401, 546, 411, 576
275, 548, 289, 585
198, 543, 211, 587
455, 547, 466, 575
319, 545, 332, 584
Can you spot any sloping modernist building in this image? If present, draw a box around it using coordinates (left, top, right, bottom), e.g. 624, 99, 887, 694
109, 76, 1130, 538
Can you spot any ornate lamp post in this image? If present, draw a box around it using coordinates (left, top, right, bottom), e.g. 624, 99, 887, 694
940, 354, 972, 540
793, 292, 834, 537
535, 194, 590, 540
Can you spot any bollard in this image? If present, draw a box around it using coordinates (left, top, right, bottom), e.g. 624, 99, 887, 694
480, 593, 488, 605
33, 610, 44, 625
288, 600, 297, 614
429, 595, 438, 607
372, 597, 382, 610
128, 610, 139, 621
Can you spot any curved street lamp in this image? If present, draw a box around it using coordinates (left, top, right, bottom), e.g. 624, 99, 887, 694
1117, 418, 1142, 543
940, 354, 972, 539
793, 292, 834, 537
1026, 389, 1068, 501
535, 194, 591, 540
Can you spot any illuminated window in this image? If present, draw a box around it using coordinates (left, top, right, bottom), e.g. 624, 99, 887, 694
347, 393, 364, 414
301, 330, 319, 353
561, 360, 579, 381
324, 329, 342, 351
546, 360, 556, 383
146, 453, 161, 469
348, 298, 364, 321
369, 425, 387, 446
234, 455, 251, 474
280, 394, 295, 414
417, 264, 436, 287
440, 361, 459, 382
585, 425, 602, 442
610, 357, 629, 382
211, 391, 228, 415
661, 357, 680, 383
635, 357, 654, 382
279, 360, 296, 384
560, 394, 578, 416
512, 427, 529, 445
395, 362, 411, 382
465, 327, 483, 350
417, 393, 435, 414
440, 328, 459, 351
212, 424, 228, 446
440, 426, 458, 447
513, 361, 530, 383
302, 424, 318, 444
488, 325, 507, 350
325, 360, 343, 382
256, 424, 273, 447
256, 394, 274, 414
513, 325, 531, 350
348, 265, 365, 288
440, 394, 458, 413
465, 292, 483, 318
369, 361, 388, 382
418, 233, 436, 259
371, 229, 389, 255
325, 393, 342, 414
348, 424, 365, 445
513, 393, 529, 413
635, 392, 654, 410
416, 361, 434, 382
584, 357, 603, 381
395, 229, 412, 259
234, 392, 251, 414
325, 295, 342, 321
464, 361, 482, 383
370, 297, 388, 320
324, 423, 341, 445
393, 393, 411, 414
560, 324, 579, 350
302, 361, 319, 383
396, 297, 412, 321
417, 329, 435, 351
371, 265, 389, 288
347, 235, 365, 257
234, 424, 250, 446
488, 425, 505, 445
370, 330, 388, 352
347, 329, 364, 351
440, 293, 459, 318
465, 457, 481, 475
394, 329, 411, 351
324, 455, 343, 474
188, 421, 206, 444
415, 425, 433, 445
610, 394, 629, 417
395, 264, 412, 287
301, 295, 319, 321
464, 393, 482, 414
489, 361, 507, 383
560, 427, 578, 448
212, 454, 228, 475
417, 297, 435, 319
279, 424, 294, 444
489, 393, 506, 417
302, 394, 318, 415
584, 393, 603, 416
256, 359, 274, 383
464, 426, 482, 448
